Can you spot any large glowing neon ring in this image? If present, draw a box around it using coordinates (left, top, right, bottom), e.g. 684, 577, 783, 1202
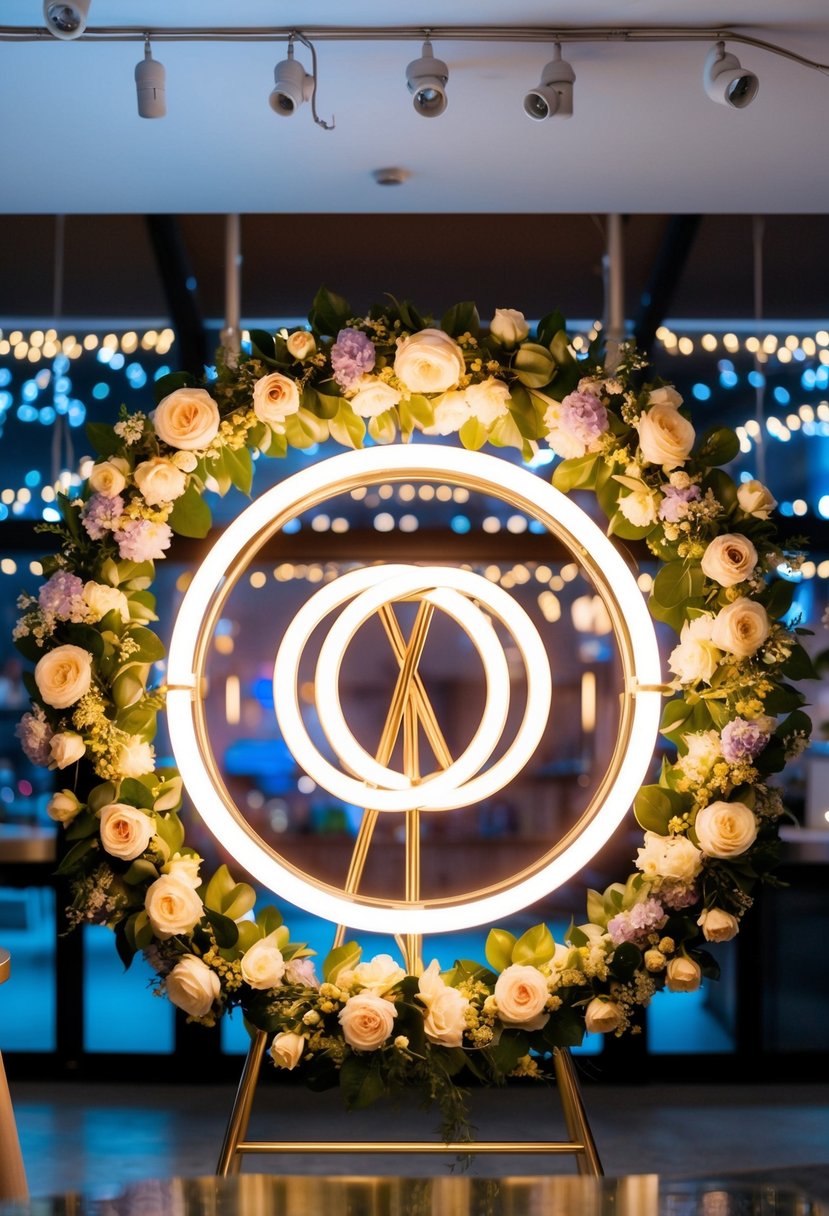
167, 444, 663, 935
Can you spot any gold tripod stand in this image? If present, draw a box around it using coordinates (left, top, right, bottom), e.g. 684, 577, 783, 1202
215, 599, 603, 1177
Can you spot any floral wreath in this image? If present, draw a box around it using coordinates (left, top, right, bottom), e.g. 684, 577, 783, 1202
13, 288, 814, 1141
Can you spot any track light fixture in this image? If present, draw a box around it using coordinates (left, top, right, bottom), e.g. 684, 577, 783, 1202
269, 34, 334, 129
703, 40, 759, 108
42, 0, 89, 40
406, 38, 449, 117
524, 43, 575, 120
135, 37, 166, 118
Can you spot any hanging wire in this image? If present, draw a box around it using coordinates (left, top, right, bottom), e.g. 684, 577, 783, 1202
290, 31, 334, 130
752, 215, 766, 484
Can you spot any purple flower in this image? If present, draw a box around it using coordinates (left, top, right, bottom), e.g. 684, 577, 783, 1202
82, 493, 124, 540
721, 717, 770, 764
16, 709, 53, 766
661, 882, 699, 911
607, 897, 666, 946
39, 571, 85, 620
659, 484, 701, 523
115, 519, 173, 562
330, 327, 376, 391
559, 390, 609, 447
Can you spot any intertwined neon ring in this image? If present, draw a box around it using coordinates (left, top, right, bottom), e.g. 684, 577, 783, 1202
273, 564, 552, 813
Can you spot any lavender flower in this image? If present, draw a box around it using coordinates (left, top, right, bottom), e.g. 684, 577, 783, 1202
330, 327, 376, 391
721, 717, 771, 764
558, 390, 609, 447
607, 897, 666, 946
38, 571, 86, 621
660, 882, 700, 911
82, 493, 124, 540
115, 519, 173, 562
16, 708, 53, 766
659, 484, 701, 523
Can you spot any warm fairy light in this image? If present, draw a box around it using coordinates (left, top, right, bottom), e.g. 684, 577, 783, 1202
399, 514, 419, 532
581, 671, 597, 733
249, 571, 267, 588
166, 445, 662, 935
482, 516, 501, 533
225, 675, 241, 725
701, 333, 717, 352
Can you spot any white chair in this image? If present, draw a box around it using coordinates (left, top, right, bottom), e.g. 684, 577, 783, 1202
0, 948, 28, 1202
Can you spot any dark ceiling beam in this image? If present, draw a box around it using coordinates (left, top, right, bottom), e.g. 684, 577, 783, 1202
632, 214, 702, 360
145, 215, 209, 376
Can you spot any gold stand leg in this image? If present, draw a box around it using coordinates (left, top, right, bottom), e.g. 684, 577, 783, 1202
216, 1028, 268, 1176
553, 1046, 603, 1176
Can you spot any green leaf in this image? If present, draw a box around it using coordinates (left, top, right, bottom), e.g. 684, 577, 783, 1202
308, 287, 352, 337
703, 468, 738, 511
607, 511, 655, 541
586, 888, 606, 928
119, 777, 156, 810
122, 858, 160, 886
329, 404, 366, 450
256, 905, 283, 936
339, 1056, 386, 1110
488, 1031, 530, 1077
112, 669, 146, 711
484, 928, 516, 973
305, 388, 342, 420
323, 941, 362, 983
55, 836, 97, 876
780, 642, 819, 680
222, 881, 257, 922
542, 1007, 585, 1049
153, 371, 196, 405
441, 301, 480, 338
223, 445, 254, 496
154, 811, 185, 857
398, 394, 434, 433
116, 702, 157, 740
133, 910, 155, 950
115, 923, 136, 970
202, 906, 239, 948
367, 410, 397, 445
697, 426, 740, 468
235, 921, 262, 954
513, 342, 556, 388
633, 785, 674, 833
126, 626, 166, 664
264, 429, 288, 458
609, 942, 643, 982
536, 310, 566, 350
763, 682, 805, 714
65, 810, 99, 841
204, 864, 235, 913
62, 623, 105, 661
248, 329, 275, 361
284, 409, 329, 448
652, 560, 705, 609
458, 416, 488, 451
85, 422, 123, 459
168, 484, 212, 539
552, 453, 598, 493
763, 578, 797, 621
660, 696, 713, 744
14, 633, 43, 662
511, 923, 555, 967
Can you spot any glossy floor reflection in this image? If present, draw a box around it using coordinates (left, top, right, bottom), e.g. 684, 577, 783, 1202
10, 1081, 829, 1199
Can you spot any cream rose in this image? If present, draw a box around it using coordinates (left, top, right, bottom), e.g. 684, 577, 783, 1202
163, 852, 202, 888
269, 1030, 305, 1069
145, 874, 204, 940
668, 615, 721, 684
424, 391, 471, 436
99, 802, 156, 861
417, 960, 469, 1048
88, 458, 128, 497
166, 955, 220, 1018
648, 386, 684, 409
49, 731, 86, 769
115, 737, 155, 779
710, 598, 770, 658
737, 479, 777, 519
694, 800, 757, 858
701, 534, 758, 587
618, 488, 659, 528
83, 581, 129, 623
338, 991, 396, 1051
465, 377, 511, 426
698, 907, 740, 942
353, 953, 405, 994
35, 644, 92, 709
47, 789, 83, 825
252, 372, 301, 429
493, 964, 550, 1030
666, 956, 702, 993
350, 379, 402, 419
394, 328, 466, 394
287, 330, 316, 360
637, 403, 695, 468
133, 457, 188, 506
285, 957, 320, 987
490, 308, 529, 348
153, 388, 220, 450
171, 450, 198, 473
635, 831, 702, 882
584, 997, 623, 1035
240, 934, 286, 990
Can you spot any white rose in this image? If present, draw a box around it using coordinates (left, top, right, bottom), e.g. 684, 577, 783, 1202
737, 479, 777, 519
584, 997, 623, 1035
269, 1030, 305, 1069
47, 789, 83, 824
637, 403, 695, 469
171, 450, 199, 473
698, 907, 740, 942
35, 644, 92, 709
635, 831, 702, 882
394, 328, 466, 394
710, 598, 770, 658
694, 800, 757, 858
88, 458, 128, 497
338, 991, 396, 1051
166, 955, 220, 1018
163, 852, 202, 888
350, 379, 402, 419
153, 388, 220, 451
240, 933, 286, 991
423, 390, 471, 436
465, 377, 511, 426
115, 736, 155, 779
133, 457, 188, 506
666, 956, 702, 993
287, 331, 316, 360
490, 308, 529, 348
417, 960, 469, 1048
701, 534, 758, 587
145, 874, 204, 940
493, 964, 550, 1031
618, 488, 659, 528
83, 581, 129, 623
648, 386, 683, 409
668, 615, 721, 684
49, 731, 86, 770
99, 802, 156, 861
353, 953, 406, 994
252, 372, 301, 429
284, 957, 319, 987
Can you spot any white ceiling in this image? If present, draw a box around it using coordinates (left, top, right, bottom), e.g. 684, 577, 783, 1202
1, 1, 828, 214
